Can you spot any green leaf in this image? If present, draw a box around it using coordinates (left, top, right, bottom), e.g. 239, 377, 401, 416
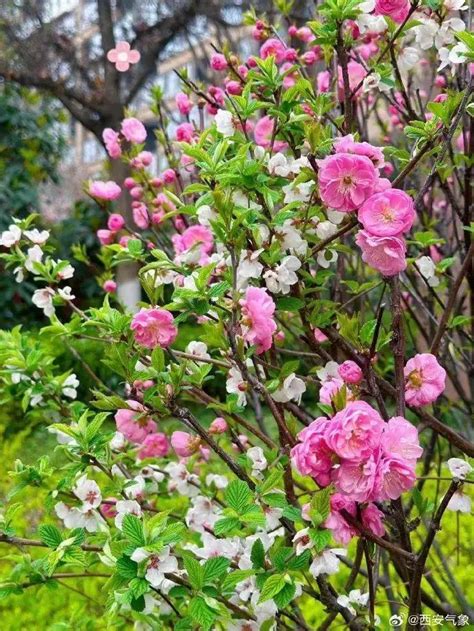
129, 577, 149, 599
310, 528, 332, 553
258, 574, 286, 603
213, 516, 240, 536
203, 556, 230, 584
188, 596, 216, 630
276, 297, 305, 312
240, 505, 266, 527
250, 539, 266, 570
183, 553, 205, 590
159, 522, 186, 546
38, 525, 62, 549
282, 505, 302, 522
122, 514, 146, 547
309, 487, 331, 525
221, 569, 255, 593
258, 470, 283, 495
116, 556, 138, 580
224, 480, 253, 514
273, 581, 296, 608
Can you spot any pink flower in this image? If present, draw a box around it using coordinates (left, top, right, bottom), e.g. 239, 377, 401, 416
138, 433, 170, 460
133, 204, 150, 230
171, 431, 200, 457
131, 308, 177, 349
107, 213, 125, 231
338, 361, 363, 384
374, 453, 416, 500
317, 153, 378, 212
121, 118, 147, 144
102, 128, 122, 159
162, 168, 176, 184
253, 116, 286, 151
324, 493, 358, 545
317, 70, 330, 93
89, 180, 121, 201
375, 0, 410, 23
176, 92, 192, 115
296, 26, 315, 43
358, 189, 415, 237
172, 225, 213, 265
240, 286, 277, 354
103, 280, 117, 293
361, 503, 385, 537
404, 353, 446, 407
337, 61, 367, 100
260, 38, 287, 64
209, 417, 228, 434
314, 328, 328, 343
210, 53, 228, 71
333, 452, 378, 502
175, 122, 195, 143
355, 230, 407, 276
115, 400, 157, 444
381, 416, 423, 463
319, 377, 346, 405
334, 134, 385, 169
326, 401, 384, 461
107, 41, 140, 72
291, 417, 334, 487
97, 229, 114, 245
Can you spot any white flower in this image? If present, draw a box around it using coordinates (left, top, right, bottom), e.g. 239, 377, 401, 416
317, 361, 340, 382
13, 266, 24, 283
32, 287, 55, 317
30, 393, 44, 407
358, 0, 375, 11
215, 109, 235, 137
264, 255, 301, 294
316, 221, 338, 240
268, 152, 291, 176
309, 548, 346, 577
74, 475, 102, 509
417, 256, 440, 287
337, 589, 369, 614
186, 495, 220, 532
24, 229, 49, 244
233, 190, 262, 211
205, 473, 229, 489
398, 47, 420, 73
57, 262, 75, 280
447, 491, 471, 513
80, 508, 105, 532
62, 373, 79, 399
282, 180, 314, 203
0, 224, 21, 247
58, 286, 76, 301
125, 475, 146, 499
237, 249, 264, 286
143, 268, 177, 287
443, 0, 467, 9
165, 462, 200, 496
293, 528, 313, 555
247, 447, 267, 476
186, 341, 211, 360
197, 204, 218, 226
110, 431, 126, 450
186, 531, 242, 561
317, 249, 338, 269
357, 13, 387, 35
327, 210, 345, 225
226, 366, 247, 407
24, 245, 43, 273
275, 220, 308, 255
449, 42, 468, 64
131, 546, 178, 588
271, 373, 306, 404
414, 19, 439, 50
114, 499, 142, 529
447, 458, 472, 479
55, 502, 87, 529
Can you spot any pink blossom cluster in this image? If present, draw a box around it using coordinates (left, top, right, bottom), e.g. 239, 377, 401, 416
291, 401, 423, 543
318, 134, 415, 276
131, 308, 177, 349
240, 286, 277, 354
114, 400, 169, 459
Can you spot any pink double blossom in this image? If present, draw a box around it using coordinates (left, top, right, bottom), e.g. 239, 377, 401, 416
138, 433, 170, 459
176, 92, 193, 116
291, 418, 333, 487
334, 135, 385, 169
326, 401, 385, 461
324, 494, 358, 545
338, 360, 363, 384
317, 153, 378, 212
89, 180, 121, 201
102, 128, 121, 159
358, 189, 415, 237
404, 353, 446, 407
240, 286, 277, 354
172, 225, 213, 265
375, 0, 410, 24
107, 214, 125, 231
131, 308, 177, 349
171, 431, 201, 457
121, 118, 147, 144
260, 38, 287, 64
175, 122, 196, 143
355, 230, 407, 276
115, 400, 157, 444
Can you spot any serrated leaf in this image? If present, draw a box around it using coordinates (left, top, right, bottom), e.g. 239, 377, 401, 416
221, 569, 255, 593
183, 553, 205, 590
116, 556, 138, 580
310, 528, 332, 553
38, 525, 62, 549
122, 514, 146, 547
282, 505, 302, 522
129, 577, 149, 599
225, 480, 253, 514
258, 574, 286, 603
189, 596, 216, 630
273, 581, 296, 608
240, 505, 266, 527
250, 539, 265, 570
310, 487, 331, 525
213, 516, 241, 536
203, 556, 230, 584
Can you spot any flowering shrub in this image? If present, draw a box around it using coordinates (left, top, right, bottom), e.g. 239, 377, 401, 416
0, 1, 473, 628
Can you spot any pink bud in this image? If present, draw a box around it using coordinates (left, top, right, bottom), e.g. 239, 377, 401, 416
124, 177, 136, 189
138, 151, 153, 166
171, 431, 199, 457
162, 168, 176, 184
338, 360, 363, 384
151, 177, 163, 188
97, 229, 114, 245
103, 279, 117, 293
130, 186, 143, 200
107, 213, 125, 231
226, 80, 243, 95
210, 53, 228, 71
209, 417, 228, 434
288, 25, 298, 37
